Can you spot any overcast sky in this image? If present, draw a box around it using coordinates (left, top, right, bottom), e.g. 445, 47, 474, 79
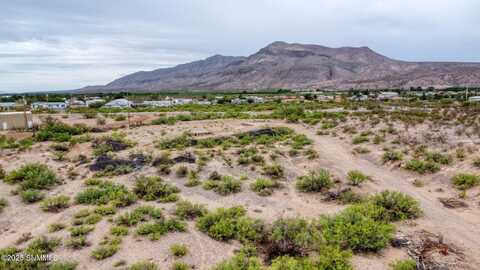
1, 0, 479, 92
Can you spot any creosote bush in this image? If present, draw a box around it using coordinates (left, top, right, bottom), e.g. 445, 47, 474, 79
175, 200, 207, 220
404, 159, 440, 174
346, 170, 368, 186
203, 175, 242, 195
133, 175, 180, 202
170, 243, 188, 257
4, 163, 58, 192
370, 190, 422, 221
0, 197, 8, 213
382, 150, 403, 163
129, 261, 158, 270
296, 169, 333, 192
136, 218, 187, 240
116, 206, 163, 227
452, 173, 479, 190
196, 206, 264, 242
75, 179, 136, 207
390, 259, 416, 270
250, 178, 279, 196
41, 195, 70, 212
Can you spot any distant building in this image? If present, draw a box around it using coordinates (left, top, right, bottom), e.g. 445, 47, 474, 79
246, 96, 265, 103
194, 100, 212, 105
86, 98, 106, 107
317, 95, 335, 101
349, 95, 368, 101
377, 92, 399, 100
0, 102, 20, 110
68, 99, 86, 108
103, 99, 132, 109
172, 98, 193, 105
231, 98, 248, 104
0, 112, 33, 130
143, 100, 173, 107
31, 102, 68, 110
469, 96, 480, 102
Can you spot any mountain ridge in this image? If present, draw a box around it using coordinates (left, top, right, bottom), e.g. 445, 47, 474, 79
78, 41, 480, 92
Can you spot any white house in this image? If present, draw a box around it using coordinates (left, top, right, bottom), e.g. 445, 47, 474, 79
246, 96, 265, 103
377, 92, 399, 100
194, 100, 212, 105
86, 98, 106, 107
31, 102, 68, 110
231, 98, 248, 104
172, 98, 193, 105
349, 95, 368, 101
468, 96, 480, 102
103, 99, 132, 109
317, 95, 335, 101
143, 100, 173, 107
68, 99, 86, 107
0, 102, 19, 110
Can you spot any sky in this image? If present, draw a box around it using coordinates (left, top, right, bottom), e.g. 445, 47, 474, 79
1, 0, 479, 93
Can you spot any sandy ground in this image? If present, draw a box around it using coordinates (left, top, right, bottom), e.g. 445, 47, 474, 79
1, 117, 479, 269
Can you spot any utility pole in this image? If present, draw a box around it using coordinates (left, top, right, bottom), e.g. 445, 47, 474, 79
465, 87, 469, 101
127, 91, 130, 129
22, 96, 29, 132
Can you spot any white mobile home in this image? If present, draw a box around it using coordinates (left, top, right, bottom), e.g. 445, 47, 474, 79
31, 102, 68, 110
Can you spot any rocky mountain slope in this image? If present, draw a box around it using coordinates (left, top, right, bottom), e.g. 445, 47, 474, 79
79, 41, 480, 92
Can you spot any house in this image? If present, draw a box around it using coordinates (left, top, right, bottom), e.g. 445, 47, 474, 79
172, 98, 193, 105
317, 95, 335, 101
377, 92, 399, 100
194, 100, 212, 105
68, 99, 86, 108
31, 102, 68, 110
103, 99, 132, 109
86, 98, 106, 107
231, 98, 248, 104
468, 96, 480, 102
143, 100, 173, 107
0, 111, 33, 130
0, 102, 20, 110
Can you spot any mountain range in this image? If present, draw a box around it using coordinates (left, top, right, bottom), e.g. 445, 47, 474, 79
78, 41, 480, 92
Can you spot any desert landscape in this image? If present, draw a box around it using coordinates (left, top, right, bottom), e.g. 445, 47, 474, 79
1, 101, 480, 270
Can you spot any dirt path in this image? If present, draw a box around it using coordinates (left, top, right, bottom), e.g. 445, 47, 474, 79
283, 123, 480, 267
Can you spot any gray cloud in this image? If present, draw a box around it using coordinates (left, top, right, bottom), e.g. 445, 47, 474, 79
1, 0, 480, 92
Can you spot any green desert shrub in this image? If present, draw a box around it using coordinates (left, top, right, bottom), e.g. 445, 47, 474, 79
250, 178, 279, 196
211, 246, 263, 270
320, 206, 395, 252
203, 175, 242, 195
129, 261, 158, 270
174, 200, 207, 220
267, 218, 322, 257
270, 245, 353, 270
136, 218, 187, 240
133, 176, 180, 202
170, 243, 188, 257
35, 120, 88, 142
196, 206, 264, 243
382, 150, 403, 163
116, 206, 163, 227
424, 151, 452, 165
91, 244, 120, 260
4, 163, 58, 191
296, 169, 333, 192
66, 236, 89, 250
390, 259, 416, 270
26, 236, 62, 254
262, 164, 285, 179
48, 223, 66, 233
473, 157, 480, 168
0, 197, 8, 213
75, 179, 136, 207
290, 134, 312, 149
370, 191, 422, 221
172, 262, 189, 270
69, 225, 94, 237
110, 225, 129, 236
452, 173, 480, 190
346, 170, 368, 186
41, 195, 70, 212
20, 189, 45, 203
48, 261, 78, 270
352, 135, 369, 144
404, 159, 440, 174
